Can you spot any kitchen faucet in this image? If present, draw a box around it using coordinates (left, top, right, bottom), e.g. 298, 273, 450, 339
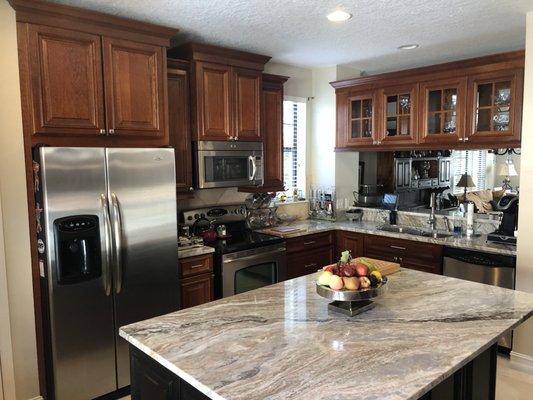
428, 192, 437, 230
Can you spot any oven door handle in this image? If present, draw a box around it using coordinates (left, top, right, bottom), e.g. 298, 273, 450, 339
223, 247, 286, 263
248, 155, 257, 181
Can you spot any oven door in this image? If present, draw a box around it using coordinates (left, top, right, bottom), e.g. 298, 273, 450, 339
221, 244, 286, 298
197, 150, 263, 189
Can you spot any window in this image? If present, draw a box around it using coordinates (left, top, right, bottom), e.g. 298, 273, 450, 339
283, 98, 306, 197
451, 150, 487, 193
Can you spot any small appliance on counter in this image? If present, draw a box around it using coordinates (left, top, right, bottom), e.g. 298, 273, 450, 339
182, 204, 286, 299
487, 194, 519, 245
309, 186, 336, 220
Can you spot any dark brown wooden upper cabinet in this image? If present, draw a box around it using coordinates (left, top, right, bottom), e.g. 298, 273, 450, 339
167, 59, 193, 193
331, 51, 524, 151
102, 37, 166, 138
195, 61, 233, 141
26, 24, 105, 137
379, 84, 418, 145
345, 91, 378, 147
240, 73, 288, 193
14, 1, 176, 147
233, 67, 262, 140
419, 77, 467, 145
169, 43, 271, 142
466, 69, 523, 146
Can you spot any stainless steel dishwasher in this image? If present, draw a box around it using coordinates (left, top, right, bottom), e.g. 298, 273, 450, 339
443, 247, 516, 352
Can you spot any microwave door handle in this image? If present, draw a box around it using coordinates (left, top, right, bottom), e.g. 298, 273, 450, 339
111, 193, 123, 294
100, 194, 112, 296
249, 156, 257, 181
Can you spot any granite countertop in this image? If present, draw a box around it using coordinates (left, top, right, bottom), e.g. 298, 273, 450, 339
262, 220, 516, 256
120, 269, 533, 400
178, 245, 215, 259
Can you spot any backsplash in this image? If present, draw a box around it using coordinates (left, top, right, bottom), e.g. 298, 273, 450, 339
353, 207, 500, 235
178, 188, 249, 211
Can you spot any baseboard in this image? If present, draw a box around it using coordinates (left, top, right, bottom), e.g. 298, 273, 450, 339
510, 351, 533, 372
28, 396, 44, 400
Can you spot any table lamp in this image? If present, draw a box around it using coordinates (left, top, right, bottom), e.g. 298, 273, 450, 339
498, 158, 518, 190
456, 173, 476, 200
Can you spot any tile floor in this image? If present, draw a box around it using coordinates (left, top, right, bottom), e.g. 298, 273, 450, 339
119, 355, 533, 399
496, 355, 533, 399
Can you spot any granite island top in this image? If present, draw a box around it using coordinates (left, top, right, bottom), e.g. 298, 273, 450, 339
120, 269, 533, 400
262, 219, 516, 256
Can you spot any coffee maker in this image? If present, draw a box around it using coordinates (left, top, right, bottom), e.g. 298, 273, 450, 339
487, 194, 519, 245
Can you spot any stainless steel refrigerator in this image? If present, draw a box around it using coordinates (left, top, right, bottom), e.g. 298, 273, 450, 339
39, 147, 178, 400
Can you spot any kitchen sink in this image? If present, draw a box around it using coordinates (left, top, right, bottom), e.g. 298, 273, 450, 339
377, 225, 420, 235
378, 225, 453, 239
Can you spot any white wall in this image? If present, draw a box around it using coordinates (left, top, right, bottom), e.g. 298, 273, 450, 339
513, 11, 533, 364
0, 2, 40, 399
0, 191, 16, 400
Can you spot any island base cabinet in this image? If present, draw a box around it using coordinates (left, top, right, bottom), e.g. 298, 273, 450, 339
130, 346, 209, 400
129, 344, 497, 400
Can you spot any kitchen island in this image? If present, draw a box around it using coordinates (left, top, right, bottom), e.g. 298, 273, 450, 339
120, 269, 533, 400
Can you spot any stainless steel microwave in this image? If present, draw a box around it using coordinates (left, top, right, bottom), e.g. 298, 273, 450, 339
195, 141, 264, 189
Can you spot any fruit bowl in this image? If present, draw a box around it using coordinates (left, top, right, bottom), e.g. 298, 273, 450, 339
316, 276, 388, 302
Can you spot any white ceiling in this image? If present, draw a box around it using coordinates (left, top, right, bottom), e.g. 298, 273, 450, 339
52, 0, 533, 74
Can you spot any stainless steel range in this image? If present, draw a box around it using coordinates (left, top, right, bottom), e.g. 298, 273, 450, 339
182, 205, 286, 298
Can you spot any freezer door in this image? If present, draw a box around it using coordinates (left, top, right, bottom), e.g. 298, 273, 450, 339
40, 147, 117, 400
106, 148, 179, 388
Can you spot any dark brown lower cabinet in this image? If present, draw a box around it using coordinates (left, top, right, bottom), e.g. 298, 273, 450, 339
335, 231, 364, 258
363, 234, 443, 275
286, 246, 334, 279
179, 254, 214, 309
130, 344, 497, 400
180, 274, 214, 309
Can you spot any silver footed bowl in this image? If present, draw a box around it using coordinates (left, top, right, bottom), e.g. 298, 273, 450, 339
316, 276, 388, 302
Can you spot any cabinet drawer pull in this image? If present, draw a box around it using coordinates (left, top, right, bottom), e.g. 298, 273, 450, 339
304, 263, 317, 269
303, 241, 315, 246
390, 245, 406, 250
189, 264, 205, 269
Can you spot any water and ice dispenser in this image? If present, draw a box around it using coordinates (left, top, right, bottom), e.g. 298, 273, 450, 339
54, 215, 102, 284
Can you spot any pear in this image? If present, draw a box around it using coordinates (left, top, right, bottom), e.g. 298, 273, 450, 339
343, 276, 360, 290
329, 275, 344, 290
317, 271, 333, 286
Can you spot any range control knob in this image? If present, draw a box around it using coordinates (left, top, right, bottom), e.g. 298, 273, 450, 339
194, 213, 199, 219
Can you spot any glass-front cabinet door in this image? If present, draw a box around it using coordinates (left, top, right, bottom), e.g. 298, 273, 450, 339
467, 70, 523, 144
345, 92, 377, 146
379, 84, 418, 145
419, 77, 467, 143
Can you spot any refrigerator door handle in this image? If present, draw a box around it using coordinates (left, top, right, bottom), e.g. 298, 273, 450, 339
100, 194, 113, 296
111, 193, 124, 294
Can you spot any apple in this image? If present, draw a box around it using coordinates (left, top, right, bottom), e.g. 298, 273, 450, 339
323, 265, 335, 273
341, 264, 356, 277
317, 271, 333, 286
359, 276, 371, 289
329, 275, 344, 290
343, 276, 360, 290
354, 263, 369, 277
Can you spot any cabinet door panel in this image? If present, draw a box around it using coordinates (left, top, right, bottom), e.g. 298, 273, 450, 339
379, 84, 418, 145
287, 246, 334, 279
335, 231, 363, 259
168, 62, 193, 192
103, 37, 166, 138
466, 69, 523, 145
195, 61, 232, 140
233, 67, 261, 140
262, 86, 284, 188
27, 25, 105, 136
344, 91, 378, 147
419, 77, 467, 144
180, 274, 214, 309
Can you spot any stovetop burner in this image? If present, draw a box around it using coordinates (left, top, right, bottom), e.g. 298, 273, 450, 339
181, 204, 285, 254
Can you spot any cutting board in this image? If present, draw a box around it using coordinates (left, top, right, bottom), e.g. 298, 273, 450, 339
264, 226, 306, 236
355, 257, 400, 276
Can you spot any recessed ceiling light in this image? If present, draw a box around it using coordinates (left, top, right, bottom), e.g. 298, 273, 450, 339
327, 10, 352, 22
398, 44, 419, 50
